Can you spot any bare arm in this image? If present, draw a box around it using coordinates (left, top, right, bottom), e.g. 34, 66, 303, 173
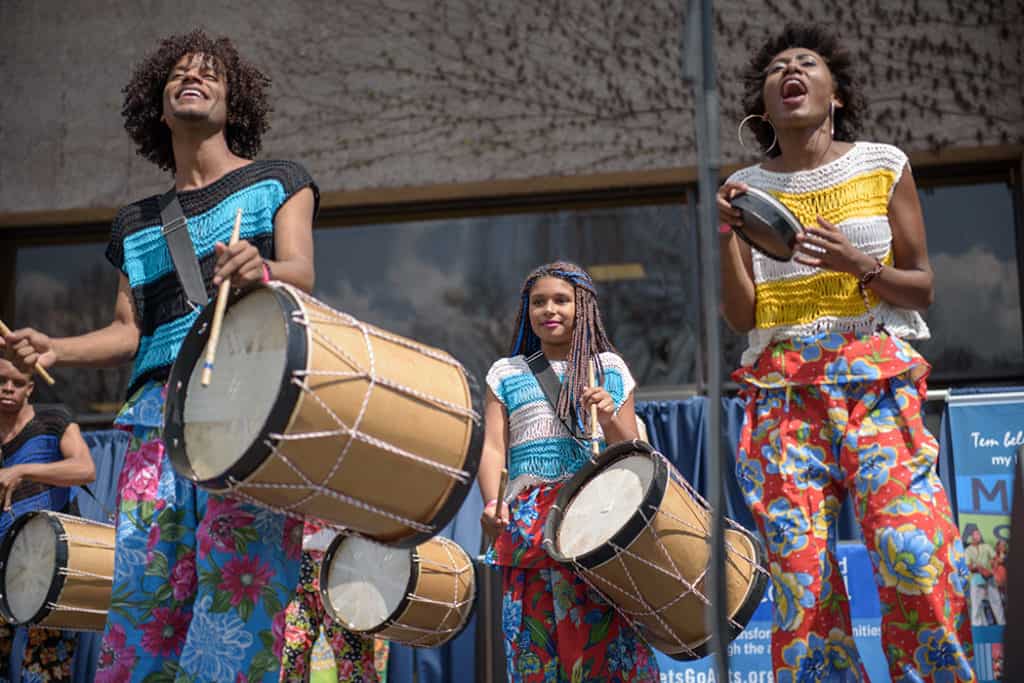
477, 389, 509, 503
478, 389, 510, 537
717, 181, 758, 333
213, 186, 316, 293
3, 273, 139, 371
864, 168, 934, 310
0, 422, 96, 510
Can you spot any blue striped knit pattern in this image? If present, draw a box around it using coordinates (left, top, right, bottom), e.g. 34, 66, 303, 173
129, 308, 202, 386
486, 352, 633, 486
107, 161, 316, 392
121, 179, 284, 287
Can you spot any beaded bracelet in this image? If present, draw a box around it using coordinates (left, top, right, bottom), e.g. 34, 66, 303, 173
859, 258, 883, 286
857, 258, 884, 312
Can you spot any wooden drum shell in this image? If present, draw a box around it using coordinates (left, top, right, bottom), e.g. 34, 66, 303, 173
165, 283, 480, 547
0, 511, 114, 631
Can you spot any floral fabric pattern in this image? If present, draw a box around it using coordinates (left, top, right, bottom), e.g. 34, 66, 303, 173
96, 381, 302, 683
736, 333, 975, 682
280, 549, 379, 683
502, 565, 660, 683
0, 624, 76, 683
487, 483, 659, 681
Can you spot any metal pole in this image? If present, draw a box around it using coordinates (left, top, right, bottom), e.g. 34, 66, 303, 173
683, 0, 729, 679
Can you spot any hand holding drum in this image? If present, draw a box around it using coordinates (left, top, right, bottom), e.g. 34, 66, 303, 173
717, 182, 803, 261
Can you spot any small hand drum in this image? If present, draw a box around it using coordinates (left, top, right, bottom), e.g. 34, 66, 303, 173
729, 186, 803, 261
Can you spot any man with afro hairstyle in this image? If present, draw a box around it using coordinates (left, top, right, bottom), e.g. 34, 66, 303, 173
4, 29, 318, 682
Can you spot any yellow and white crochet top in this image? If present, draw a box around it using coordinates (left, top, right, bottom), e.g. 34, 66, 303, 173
726, 141, 930, 366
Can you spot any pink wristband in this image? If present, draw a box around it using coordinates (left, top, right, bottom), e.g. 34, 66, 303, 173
484, 498, 499, 509
261, 260, 272, 283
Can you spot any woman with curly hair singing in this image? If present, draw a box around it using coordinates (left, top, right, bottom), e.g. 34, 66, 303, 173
717, 23, 974, 682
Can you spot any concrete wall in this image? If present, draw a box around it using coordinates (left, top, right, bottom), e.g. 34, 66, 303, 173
1, 0, 1021, 213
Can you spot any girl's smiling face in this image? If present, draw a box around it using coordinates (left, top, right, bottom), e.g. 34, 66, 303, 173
528, 276, 576, 348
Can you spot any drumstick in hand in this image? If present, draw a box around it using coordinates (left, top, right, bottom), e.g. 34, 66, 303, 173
588, 359, 600, 457
201, 207, 243, 387
0, 320, 56, 385
496, 467, 508, 523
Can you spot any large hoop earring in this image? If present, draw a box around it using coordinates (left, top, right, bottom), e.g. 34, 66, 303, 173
738, 114, 777, 155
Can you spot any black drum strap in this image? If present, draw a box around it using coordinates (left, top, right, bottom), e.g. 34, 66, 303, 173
159, 188, 210, 308
526, 350, 588, 443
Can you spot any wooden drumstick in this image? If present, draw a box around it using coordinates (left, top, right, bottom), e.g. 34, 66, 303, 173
200, 207, 243, 387
588, 359, 600, 457
0, 320, 56, 385
496, 467, 508, 520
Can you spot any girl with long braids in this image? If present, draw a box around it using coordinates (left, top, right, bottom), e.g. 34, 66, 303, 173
479, 260, 660, 682
717, 23, 973, 682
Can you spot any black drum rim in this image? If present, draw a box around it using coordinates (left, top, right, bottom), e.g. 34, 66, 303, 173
543, 440, 667, 569
163, 284, 308, 490
729, 186, 802, 261
0, 511, 67, 626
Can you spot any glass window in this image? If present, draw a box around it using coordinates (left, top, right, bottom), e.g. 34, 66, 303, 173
916, 179, 1023, 381
13, 242, 129, 417
312, 203, 696, 398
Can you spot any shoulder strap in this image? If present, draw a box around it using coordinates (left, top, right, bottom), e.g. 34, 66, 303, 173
159, 188, 210, 308
525, 350, 587, 441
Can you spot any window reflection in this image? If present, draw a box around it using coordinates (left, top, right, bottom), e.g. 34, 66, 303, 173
9, 175, 1021, 423
14, 243, 129, 416
916, 181, 1023, 380
312, 204, 697, 395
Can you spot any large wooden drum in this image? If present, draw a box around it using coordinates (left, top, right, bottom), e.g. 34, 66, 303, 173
0, 511, 115, 631
164, 282, 481, 547
544, 441, 768, 659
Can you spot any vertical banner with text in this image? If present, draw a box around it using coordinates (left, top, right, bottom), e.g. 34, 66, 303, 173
947, 392, 1020, 682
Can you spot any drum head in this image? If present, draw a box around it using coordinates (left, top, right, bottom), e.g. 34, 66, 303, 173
558, 455, 655, 559
322, 535, 412, 632
729, 187, 802, 261
165, 285, 308, 486
0, 513, 62, 625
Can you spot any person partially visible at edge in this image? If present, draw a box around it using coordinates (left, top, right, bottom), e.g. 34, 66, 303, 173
717, 22, 975, 683
3, 29, 317, 682
0, 357, 95, 683
279, 519, 382, 683
477, 260, 660, 682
